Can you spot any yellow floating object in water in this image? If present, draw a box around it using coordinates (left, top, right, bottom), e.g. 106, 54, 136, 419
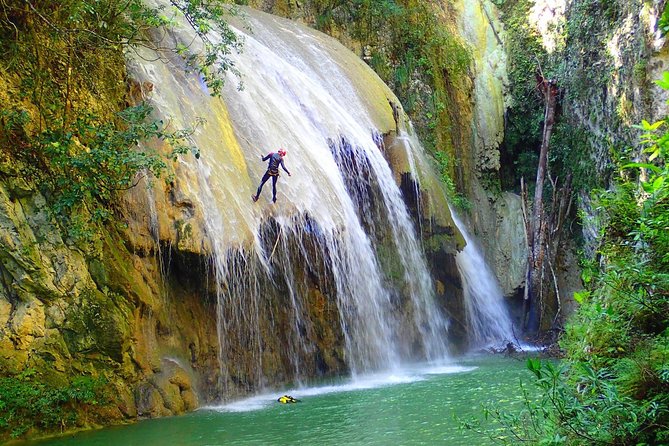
277, 395, 299, 404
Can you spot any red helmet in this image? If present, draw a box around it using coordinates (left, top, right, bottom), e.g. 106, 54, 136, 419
278, 148, 287, 156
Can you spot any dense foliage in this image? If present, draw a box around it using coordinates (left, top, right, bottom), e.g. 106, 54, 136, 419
477, 81, 669, 445
0, 369, 106, 438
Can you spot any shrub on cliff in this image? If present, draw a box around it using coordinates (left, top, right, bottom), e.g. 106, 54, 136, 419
0, 369, 107, 440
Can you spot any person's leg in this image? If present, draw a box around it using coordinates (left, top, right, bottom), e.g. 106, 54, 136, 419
271, 175, 278, 202
255, 172, 271, 199
253, 173, 270, 201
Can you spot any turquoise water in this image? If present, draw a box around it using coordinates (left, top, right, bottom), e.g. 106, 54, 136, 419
31, 356, 534, 446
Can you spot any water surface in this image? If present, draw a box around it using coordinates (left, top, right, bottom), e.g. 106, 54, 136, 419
32, 355, 533, 446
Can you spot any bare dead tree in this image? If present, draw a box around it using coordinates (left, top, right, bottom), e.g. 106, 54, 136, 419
524, 69, 559, 334
545, 172, 573, 330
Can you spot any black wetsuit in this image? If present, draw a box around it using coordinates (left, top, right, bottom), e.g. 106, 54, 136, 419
255, 152, 290, 202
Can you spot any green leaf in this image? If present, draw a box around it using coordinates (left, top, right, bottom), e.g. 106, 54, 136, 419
527, 358, 542, 378
640, 119, 664, 131
573, 290, 590, 304
581, 268, 593, 285
652, 176, 665, 191
655, 72, 669, 90
660, 5, 669, 36
622, 162, 661, 173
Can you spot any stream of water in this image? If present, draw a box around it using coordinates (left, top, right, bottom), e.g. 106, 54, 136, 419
451, 211, 515, 348
30, 356, 533, 446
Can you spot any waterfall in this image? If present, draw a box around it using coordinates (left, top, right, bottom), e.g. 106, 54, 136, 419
451, 211, 515, 348
129, 4, 452, 394
383, 125, 514, 350
384, 128, 514, 350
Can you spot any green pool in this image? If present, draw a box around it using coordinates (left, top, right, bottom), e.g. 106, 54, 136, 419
30, 355, 535, 446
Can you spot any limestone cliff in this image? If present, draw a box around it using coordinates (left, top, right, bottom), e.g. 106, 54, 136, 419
0, 172, 219, 423
549, 0, 668, 254
452, 0, 528, 298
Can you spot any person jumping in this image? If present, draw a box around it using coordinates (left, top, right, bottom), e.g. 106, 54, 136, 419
252, 148, 291, 203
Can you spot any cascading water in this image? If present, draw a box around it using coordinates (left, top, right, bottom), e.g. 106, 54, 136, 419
451, 211, 515, 348
387, 129, 515, 349
129, 4, 452, 395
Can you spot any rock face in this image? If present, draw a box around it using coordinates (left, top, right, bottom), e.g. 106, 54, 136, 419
0, 173, 222, 421
435, 0, 536, 303
452, 0, 528, 299
469, 192, 527, 297
559, 0, 669, 259
557, 0, 668, 174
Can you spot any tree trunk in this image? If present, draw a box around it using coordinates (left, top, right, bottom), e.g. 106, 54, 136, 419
546, 173, 573, 330
525, 76, 558, 334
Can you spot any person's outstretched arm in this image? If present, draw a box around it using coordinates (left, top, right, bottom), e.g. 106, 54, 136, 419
262, 152, 272, 161
280, 159, 291, 176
